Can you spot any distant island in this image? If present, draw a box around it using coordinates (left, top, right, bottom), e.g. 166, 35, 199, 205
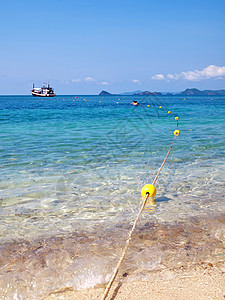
99, 88, 225, 96
179, 88, 225, 96
99, 90, 162, 96
133, 91, 162, 96
99, 90, 116, 96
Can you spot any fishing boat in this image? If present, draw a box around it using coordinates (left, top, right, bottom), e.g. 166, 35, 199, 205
31, 83, 56, 97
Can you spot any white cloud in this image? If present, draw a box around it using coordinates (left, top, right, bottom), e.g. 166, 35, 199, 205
132, 79, 141, 85
166, 65, 225, 81
167, 74, 179, 80
181, 65, 225, 81
101, 81, 109, 85
72, 79, 81, 83
151, 74, 165, 80
84, 77, 96, 82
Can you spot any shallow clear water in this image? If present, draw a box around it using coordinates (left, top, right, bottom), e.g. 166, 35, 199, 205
0, 95, 225, 298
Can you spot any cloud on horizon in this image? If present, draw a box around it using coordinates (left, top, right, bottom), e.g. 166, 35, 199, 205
151, 74, 165, 80
152, 65, 225, 81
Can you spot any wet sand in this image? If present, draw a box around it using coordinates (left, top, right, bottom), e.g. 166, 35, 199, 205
44, 215, 225, 299
44, 264, 225, 300
1, 214, 225, 299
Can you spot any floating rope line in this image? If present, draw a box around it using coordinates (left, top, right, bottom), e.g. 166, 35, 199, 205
101, 128, 180, 300
152, 135, 177, 186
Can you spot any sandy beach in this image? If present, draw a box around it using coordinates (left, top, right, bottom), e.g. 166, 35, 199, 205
1, 214, 225, 299
1, 211, 225, 299
42, 214, 225, 300
44, 262, 225, 300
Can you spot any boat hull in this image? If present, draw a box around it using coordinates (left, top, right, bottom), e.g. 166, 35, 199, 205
31, 91, 56, 97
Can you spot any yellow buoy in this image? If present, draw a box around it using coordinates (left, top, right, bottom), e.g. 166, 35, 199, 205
141, 184, 156, 197
168, 111, 171, 114
175, 116, 179, 120
174, 129, 180, 136
159, 106, 162, 108
147, 105, 150, 107
117, 102, 119, 104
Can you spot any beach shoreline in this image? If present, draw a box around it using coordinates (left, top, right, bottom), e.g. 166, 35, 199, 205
1, 213, 224, 299
43, 214, 225, 300
44, 261, 225, 300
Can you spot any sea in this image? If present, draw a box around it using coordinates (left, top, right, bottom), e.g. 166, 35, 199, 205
0, 95, 225, 299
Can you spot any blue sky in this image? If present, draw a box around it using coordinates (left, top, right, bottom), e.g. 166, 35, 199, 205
0, 0, 225, 94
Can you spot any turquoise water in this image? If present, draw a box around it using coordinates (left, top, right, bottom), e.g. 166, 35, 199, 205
0, 95, 225, 298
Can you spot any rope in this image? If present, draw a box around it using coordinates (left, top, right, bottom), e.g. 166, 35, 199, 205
152, 135, 177, 186
101, 193, 149, 300
101, 134, 178, 300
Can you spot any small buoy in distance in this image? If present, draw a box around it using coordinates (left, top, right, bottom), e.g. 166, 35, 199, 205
168, 111, 171, 114
117, 102, 119, 104
174, 129, 180, 136
175, 116, 179, 120
99, 101, 101, 103
147, 105, 150, 107
141, 184, 156, 197
159, 106, 162, 108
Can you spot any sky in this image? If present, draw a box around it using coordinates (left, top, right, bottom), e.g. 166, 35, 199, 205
0, 0, 225, 94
